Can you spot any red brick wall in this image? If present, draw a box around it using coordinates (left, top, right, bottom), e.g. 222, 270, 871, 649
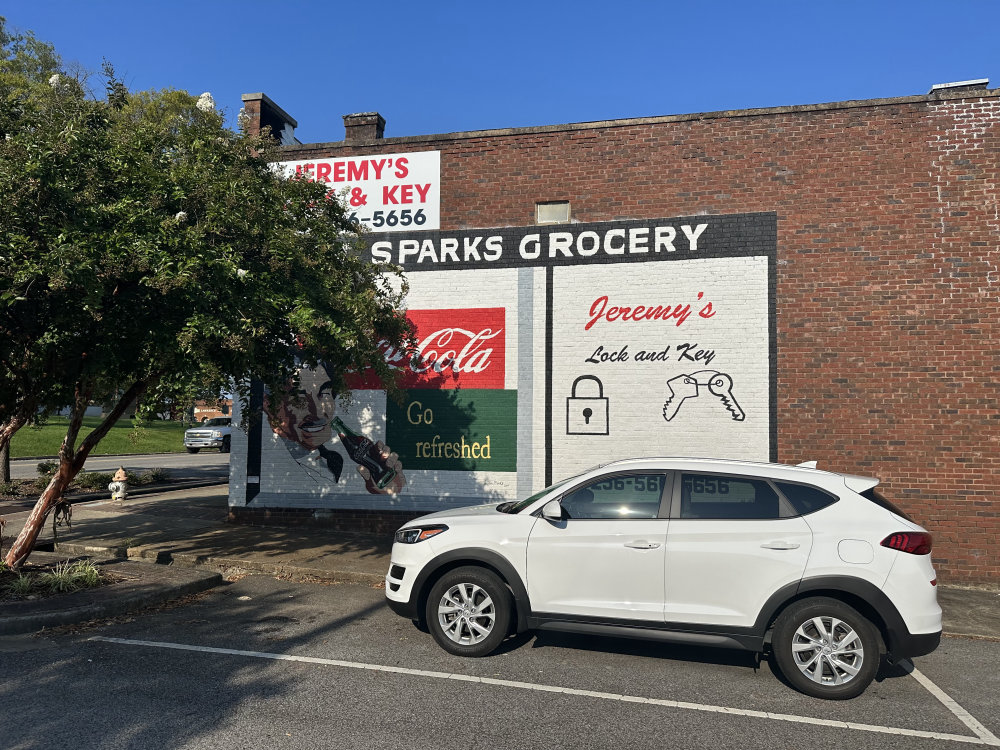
261, 90, 1000, 584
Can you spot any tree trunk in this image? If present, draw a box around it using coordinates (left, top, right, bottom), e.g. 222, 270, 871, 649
4, 379, 149, 568
0, 414, 30, 484
2, 464, 78, 566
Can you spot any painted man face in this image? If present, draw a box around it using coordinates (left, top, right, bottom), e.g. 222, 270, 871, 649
272, 365, 336, 451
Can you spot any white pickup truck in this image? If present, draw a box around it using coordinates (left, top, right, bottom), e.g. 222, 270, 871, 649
183, 417, 232, 453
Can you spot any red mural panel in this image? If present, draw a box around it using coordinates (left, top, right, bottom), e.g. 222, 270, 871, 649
347, 308, 506, 390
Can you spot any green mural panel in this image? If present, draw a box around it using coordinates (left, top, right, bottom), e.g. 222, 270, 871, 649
387, 389, 517, 472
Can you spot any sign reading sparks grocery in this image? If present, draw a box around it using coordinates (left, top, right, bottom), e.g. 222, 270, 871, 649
275, 151, 441, 232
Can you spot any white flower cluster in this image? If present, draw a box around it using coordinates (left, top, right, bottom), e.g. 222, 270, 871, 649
236, 268, 248, 279
196, 92, 215, 113
175, 211, 188, 222
49, 74, 61, 88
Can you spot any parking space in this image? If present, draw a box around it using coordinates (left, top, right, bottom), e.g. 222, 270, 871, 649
4, 577, 998, 750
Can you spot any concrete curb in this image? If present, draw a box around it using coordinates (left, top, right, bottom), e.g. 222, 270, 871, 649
13, 452, 189, 461
0, 553, 224, 635
53, 541, 384, 586
63, 479, 228, 504
0, 480, 227, 515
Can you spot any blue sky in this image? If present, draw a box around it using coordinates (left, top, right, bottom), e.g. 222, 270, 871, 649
6, 1, 998, 144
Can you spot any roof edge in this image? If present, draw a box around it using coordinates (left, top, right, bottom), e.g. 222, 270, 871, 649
276, 87, 999, 153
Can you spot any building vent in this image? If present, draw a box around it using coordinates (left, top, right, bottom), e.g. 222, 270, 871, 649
536, 201, 571, 224
928, 78, 989, 94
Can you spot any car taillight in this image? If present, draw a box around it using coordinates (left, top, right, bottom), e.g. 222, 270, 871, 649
880, 531, 932, 555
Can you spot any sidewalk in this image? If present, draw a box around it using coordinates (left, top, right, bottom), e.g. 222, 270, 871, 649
2, 485, 998, 639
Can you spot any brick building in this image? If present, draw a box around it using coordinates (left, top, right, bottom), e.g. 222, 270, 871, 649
230, 82, 1000, 584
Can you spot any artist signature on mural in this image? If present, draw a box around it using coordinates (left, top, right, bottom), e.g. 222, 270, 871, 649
663, 370, 745, 422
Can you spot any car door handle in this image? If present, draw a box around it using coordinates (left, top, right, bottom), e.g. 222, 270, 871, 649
760, 541, 801, 550
624, 541, 661, 550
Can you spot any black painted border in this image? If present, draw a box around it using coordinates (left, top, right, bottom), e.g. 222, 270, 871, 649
245, 379, 264, 505
545, 266, 554, 485
366, 212, 776, 272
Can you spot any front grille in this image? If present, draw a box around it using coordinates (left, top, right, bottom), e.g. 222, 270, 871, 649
389, 564, 405, 579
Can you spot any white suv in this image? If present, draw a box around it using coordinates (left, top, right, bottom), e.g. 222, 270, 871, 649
385, 458, 941, 699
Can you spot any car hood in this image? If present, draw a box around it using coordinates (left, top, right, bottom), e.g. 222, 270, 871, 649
410, 502, 506, 523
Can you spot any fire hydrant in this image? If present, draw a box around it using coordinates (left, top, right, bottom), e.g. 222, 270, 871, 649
108, 466, 129, 502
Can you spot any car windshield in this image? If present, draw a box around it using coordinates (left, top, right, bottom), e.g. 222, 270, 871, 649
499, 475, 580, 514
203, 418, 230, 426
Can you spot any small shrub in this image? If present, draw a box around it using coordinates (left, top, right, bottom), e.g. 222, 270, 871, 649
0, 480, 16, 496
68, 559, 101, 587
74, 472, 114, 491
38, 561, 78, 593
147, 468, 170, 483
6, 572, 35, 598
36, 461, 58, 478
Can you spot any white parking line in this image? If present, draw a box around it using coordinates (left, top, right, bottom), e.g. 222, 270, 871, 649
900, 660, 1000, 746
90, 637, 1000, 747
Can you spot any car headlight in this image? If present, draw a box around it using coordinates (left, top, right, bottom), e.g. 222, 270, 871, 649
395, 524, 448, 544
212, 430, 222, 438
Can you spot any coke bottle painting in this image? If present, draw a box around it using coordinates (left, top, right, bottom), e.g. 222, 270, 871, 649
269, 363, 405, 495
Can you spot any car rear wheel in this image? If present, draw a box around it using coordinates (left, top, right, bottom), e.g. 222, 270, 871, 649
425, 566, 512, 657
186, 447, 200, 454
772, 597, 880, 700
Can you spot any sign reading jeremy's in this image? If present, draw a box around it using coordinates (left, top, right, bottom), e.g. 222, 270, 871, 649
367, 213, 775, 271
387, 389, 518, 472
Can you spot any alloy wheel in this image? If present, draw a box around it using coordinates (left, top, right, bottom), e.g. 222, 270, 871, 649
437, 582, 496, 646
791, 615, 865, 686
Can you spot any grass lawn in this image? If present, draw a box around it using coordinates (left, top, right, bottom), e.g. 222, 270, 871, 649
10, 417, 188, 458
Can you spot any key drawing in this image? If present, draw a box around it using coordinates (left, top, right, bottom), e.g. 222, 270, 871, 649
662, 370, 745, 422
707, 372, 745, 421
662, 374, 699, 421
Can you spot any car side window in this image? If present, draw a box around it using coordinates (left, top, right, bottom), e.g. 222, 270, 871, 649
679, 473, 781, 519
562, 474, 665, 519
775, 481, 838, 516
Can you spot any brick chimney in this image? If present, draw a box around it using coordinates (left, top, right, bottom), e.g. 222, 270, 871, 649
343, 112, 386, 142
240, 93, 299, 144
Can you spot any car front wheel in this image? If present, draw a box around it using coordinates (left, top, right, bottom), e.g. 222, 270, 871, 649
221, 436, 231, 453
186, 447, 200, 454
425, 566, 512, 657
772, 597, 880, 700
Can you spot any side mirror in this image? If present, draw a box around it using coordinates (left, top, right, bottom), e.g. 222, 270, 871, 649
541, 499, 563, 521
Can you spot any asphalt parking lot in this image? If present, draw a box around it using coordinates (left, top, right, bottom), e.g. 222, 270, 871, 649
2, 576, 997, 750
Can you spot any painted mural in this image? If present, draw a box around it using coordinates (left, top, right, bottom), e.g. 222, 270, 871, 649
231, 213, 776, 512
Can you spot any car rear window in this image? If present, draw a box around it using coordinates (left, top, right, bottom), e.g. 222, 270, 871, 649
775, 482, 838, 516
679, 474, 781, 519
860, 487, 913, 522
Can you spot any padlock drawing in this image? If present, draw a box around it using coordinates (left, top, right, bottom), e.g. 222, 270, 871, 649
566, 375, 610, 435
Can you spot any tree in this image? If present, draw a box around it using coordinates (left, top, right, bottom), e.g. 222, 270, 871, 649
0, 19, 412, 566
0, 18, 66, 482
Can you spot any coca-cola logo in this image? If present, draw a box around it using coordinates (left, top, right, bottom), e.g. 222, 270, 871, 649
347, 308, 506, 390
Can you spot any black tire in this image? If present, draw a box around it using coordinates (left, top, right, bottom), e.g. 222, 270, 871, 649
220, 436, 231, 453
186, 447, 200, 454
425, 566, 512, 657
772, 597, 881, 700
